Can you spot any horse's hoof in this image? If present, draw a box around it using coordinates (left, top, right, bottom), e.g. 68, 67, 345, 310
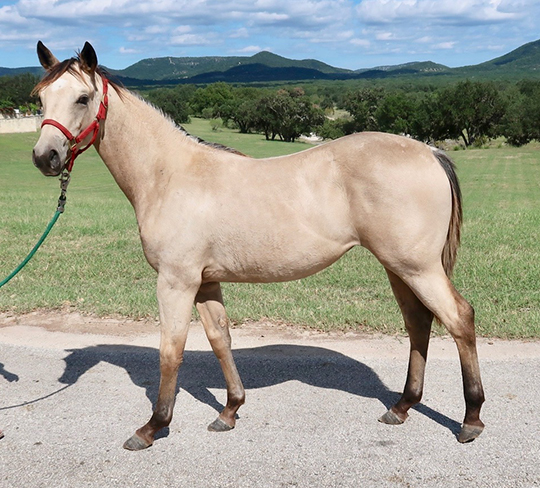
378, 409, 407, 425
458, 423, 484, 443
208, 417, 234, 432
0, 429, 4, 440
123, 433, 152, 451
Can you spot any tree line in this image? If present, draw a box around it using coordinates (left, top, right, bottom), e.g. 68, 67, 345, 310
144, 79, 540, 147
145, 83, 325, 143
2, 72, 540, 147
0, 73, 40, 113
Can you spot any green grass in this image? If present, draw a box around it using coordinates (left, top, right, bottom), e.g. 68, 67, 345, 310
183, 117, 311, 158
1, 126, 539, 338
451, 146, 540, 338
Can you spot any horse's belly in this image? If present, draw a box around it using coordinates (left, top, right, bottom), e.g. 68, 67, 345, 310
202, 231, 357, 284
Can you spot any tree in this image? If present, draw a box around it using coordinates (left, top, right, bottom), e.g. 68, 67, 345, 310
253, 88, 325, 142
190, 82, 234, 118
317, 117, 355, 140
342, 87, 386, 132
375, 91, 417, 135
0, 73, 40, 112
432, 80, 507, 147
220, 87, 263, 133
499, 81, 540, 146
144, 85, 195, 125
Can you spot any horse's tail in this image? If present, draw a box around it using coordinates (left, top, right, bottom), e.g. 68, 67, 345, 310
433, 149, 463, 278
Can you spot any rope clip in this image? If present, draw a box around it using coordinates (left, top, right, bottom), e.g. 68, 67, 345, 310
57, 171, 71, 213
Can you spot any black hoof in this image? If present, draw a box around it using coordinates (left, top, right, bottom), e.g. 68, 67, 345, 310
123, 433, 152, 451
458, 423, 484, 443
208, 417, 234, 432
378, 409, 406, 425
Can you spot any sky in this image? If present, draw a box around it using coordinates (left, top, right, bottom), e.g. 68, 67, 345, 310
0, 0, 539, 71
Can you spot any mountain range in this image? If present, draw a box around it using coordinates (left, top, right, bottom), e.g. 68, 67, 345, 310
2, 39, 540, 85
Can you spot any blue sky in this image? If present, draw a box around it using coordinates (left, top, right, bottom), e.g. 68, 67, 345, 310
0, 0, 539, 71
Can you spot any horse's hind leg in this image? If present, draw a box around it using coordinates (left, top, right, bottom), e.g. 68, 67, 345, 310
391, 267, 485, 443
195, 282, 245, 432
379, 269, 434, 426
124, 274, 199, 451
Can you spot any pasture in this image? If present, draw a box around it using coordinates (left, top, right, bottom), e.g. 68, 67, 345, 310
0, 123, 539, 338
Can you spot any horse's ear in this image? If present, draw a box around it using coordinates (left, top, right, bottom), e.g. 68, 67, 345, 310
79, 42, 98, 74
37, 41, 59, 71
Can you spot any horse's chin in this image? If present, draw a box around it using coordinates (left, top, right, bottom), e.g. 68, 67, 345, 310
39, 167, 64, 177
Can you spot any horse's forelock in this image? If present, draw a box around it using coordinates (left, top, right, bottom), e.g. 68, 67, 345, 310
32, 57, 121, 96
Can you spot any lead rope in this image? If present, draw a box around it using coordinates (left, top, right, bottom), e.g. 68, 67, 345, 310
0, 171, 70, 288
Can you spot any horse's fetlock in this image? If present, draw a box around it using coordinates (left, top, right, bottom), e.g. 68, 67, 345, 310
230, 388, 246, 407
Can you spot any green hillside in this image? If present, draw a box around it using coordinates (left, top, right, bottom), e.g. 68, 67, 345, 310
109, 51, 351, 81
3, 39, 540, 84
471, 39, 540, 72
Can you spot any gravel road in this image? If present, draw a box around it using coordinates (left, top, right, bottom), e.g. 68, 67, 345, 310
1, 313, 539, 487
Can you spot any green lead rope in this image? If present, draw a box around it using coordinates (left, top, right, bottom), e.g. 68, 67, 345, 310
0, 172, 70, 289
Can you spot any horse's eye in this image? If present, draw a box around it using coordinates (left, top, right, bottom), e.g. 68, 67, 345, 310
77, 95, 89, 105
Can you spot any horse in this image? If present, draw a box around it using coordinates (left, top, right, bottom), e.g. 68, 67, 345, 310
31, 41, 485, 450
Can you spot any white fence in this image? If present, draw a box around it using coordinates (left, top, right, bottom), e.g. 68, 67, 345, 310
0, 115, 42, 134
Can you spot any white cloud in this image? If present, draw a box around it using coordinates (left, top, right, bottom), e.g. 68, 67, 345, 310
229, 28, 249, 39
1, 0, 539, 70
434, 41, 456, 50
350, 38, 371, 48
119, 46, 139, 54
375, 32, 394, 40
235, 45, 262, 53
356, 0, 522, 25
170, 33, 215, 46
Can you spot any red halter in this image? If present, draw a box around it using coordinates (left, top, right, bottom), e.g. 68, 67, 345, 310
41, 76, 109, 172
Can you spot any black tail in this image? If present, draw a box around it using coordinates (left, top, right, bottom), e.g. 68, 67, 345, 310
433, 149, 463, 277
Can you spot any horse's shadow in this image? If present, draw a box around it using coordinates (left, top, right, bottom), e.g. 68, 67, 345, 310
0, 363, 19, 383
57, 343, 461, 437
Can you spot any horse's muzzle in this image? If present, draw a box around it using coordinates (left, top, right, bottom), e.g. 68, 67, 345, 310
32, 147, 64, 176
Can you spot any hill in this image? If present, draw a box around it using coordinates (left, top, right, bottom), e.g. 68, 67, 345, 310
466, 38, 540, 72
107, 39, 540, 84
109, 50, 350, 81
2, 39, 540, 84
0, 66, 43, 77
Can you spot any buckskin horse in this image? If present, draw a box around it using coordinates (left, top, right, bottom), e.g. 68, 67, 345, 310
31, 41, 485, 450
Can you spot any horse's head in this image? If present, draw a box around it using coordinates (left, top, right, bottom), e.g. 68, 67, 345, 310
32, 41, 106, 176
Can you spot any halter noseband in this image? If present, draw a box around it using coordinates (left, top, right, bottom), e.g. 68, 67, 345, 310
41, 76, 109, 173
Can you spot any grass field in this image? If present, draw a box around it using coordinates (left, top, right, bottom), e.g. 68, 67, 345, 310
1, 120, 539, 338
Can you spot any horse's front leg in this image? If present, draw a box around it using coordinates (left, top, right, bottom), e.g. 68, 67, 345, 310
195, 282, 245, 432
123, 274, 200, 451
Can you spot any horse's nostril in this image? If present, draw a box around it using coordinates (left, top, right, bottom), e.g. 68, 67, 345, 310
49, 149, 59, 163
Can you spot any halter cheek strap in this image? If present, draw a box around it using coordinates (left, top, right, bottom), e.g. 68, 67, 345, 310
41, 76, 109, 173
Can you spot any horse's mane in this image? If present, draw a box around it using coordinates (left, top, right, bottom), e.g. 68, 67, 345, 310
180, 128, 246, 156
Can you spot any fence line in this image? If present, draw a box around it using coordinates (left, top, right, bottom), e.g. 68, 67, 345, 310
0, 115, 42, 134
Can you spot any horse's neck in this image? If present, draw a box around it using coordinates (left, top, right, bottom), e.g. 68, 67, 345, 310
95, 89, 194, 213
